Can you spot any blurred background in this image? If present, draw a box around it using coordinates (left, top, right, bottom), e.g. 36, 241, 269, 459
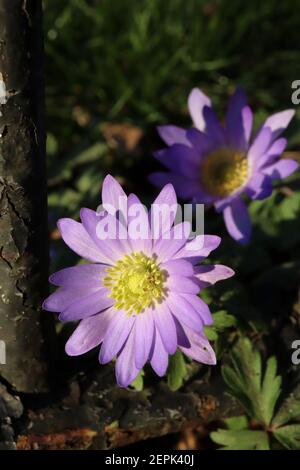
43, 0, 300, 450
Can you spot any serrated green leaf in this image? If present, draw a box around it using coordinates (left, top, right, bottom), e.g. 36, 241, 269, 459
224, 415, 249, 431
130, 370, 144, 391
210, 429, 269, 450
222, 338, 281, 425
273, 424, 300, 450
167, 350, 187, 391
272, 383, 300, 427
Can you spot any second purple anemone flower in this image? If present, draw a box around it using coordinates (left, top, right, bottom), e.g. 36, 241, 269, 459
43, 175, 234, 387
150, 87, 298, 244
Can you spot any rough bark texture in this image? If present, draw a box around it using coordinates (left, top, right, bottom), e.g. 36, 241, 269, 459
0, 0, 51, 392
14, 365, 239, 450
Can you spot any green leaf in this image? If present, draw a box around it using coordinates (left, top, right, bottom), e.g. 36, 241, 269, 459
167, 350, 187, 391
224, 415, 249, 431
212, 310, 237, 330
210, 429, 270, 450
203, 326, 218, 341
272, 383, 300, 427
273, 424, 300, 450
130, 370, 144, 391
222, 338, 282, 425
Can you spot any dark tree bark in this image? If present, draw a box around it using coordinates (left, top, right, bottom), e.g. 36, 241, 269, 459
0, 0, 51, 392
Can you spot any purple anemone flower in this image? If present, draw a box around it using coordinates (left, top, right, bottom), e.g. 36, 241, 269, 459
43, 175, 234, 387
150, 87, 298, 244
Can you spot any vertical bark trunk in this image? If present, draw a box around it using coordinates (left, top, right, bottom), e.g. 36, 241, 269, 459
0, 0, 51, 392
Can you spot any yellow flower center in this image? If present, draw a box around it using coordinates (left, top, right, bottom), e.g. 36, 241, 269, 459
103, 252, 167, 315
201, 148, 248, 197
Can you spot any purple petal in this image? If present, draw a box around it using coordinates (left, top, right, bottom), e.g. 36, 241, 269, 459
150, 327, 169, 376
65, 307, 114, 356
116, 330, 140, 387
246, 173, 272, 200
186, 128, 214, 154
262, 159, 299, 180
49, 264, 107, 288
254, 137, 287, 171
57, 218, 106, 263
161, 259, 194, 277
188, 88, 211, 131
99, 311, 135, 364
179, 326, 216, 365
167, 292, 204, 332
248, 127, 272, 164
242, 106, 253, 144
225, 87, 248, 150
150, 184, 177, 239
194, 264, 235, 287
263, 109, 295, 141
43, 286, 98, 313
173, 234, 221, 262
173, 315, 191, 348
154, 302, 177, 354
157, 125, 191, 147
101, 174, 127, 212
154, 144, 200, 178
180, 293, 213, 325
59, 288, 113, 322
134, 311, 154, 369
166, 275, 200, 294
154, 222, 191, 262
203, 106, 225, 145
149, 172, 201, 200
223, 199, 252, 244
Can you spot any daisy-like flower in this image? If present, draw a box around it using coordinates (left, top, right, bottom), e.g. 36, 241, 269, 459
150, 87, 298, 243
43, 175, 234, 387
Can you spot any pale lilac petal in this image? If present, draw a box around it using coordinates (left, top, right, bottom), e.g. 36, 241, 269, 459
154, 302, 177, 354
167, 292, 203, 332
99, 311, 135, 364
57, 218, 106, 263
263, 109, 295, 141
166, 275, 200, 294
80, 208, 130, 262
49, 264, 107, 288
254, 137, 287, 171
188, 88, 211, 131
150, 184, 177, 239
134, 311, 154, 369
116, 330, 140, 387
223, 199, 251, 244
157, 125, 190, 146
180, 293, 213, 325
242, 106, 253, 144
154, 222, 191, 262
180, 326, 216, 365
59, 288, 113, 322
150, 327, 169, 376
101, 174, 127, 212
262, 159, 299, 180
246, 173, 272, 200
65, 307, 115, 356
248, 127, 272, 163
43, 286, 98, 313
194, 264, 235, 287
173, 316, 191, 348
127, 194, 152, 255
161, 259, 194, 277
173, 235, 221, 262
